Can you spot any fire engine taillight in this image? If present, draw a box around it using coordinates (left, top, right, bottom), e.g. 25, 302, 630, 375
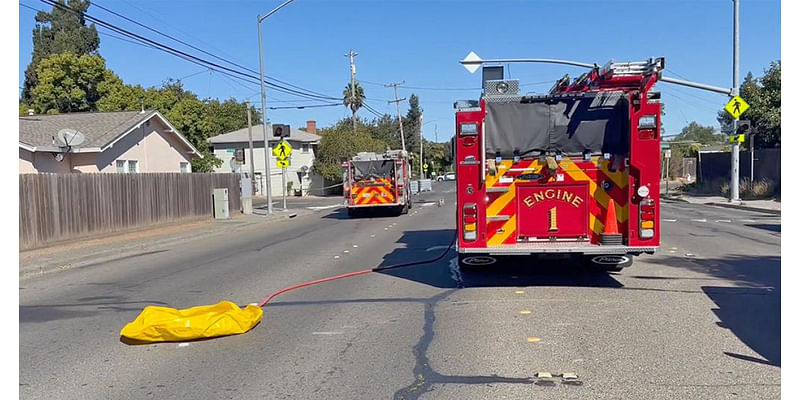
639, 198, 656, 239
463, 203, 478, 241
459, 122, 478, 136
638, 115, 657, 129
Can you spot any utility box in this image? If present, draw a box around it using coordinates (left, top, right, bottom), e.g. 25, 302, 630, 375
212, 188, 230, 219
410, 180, 419, 194
419, 179, 432, 192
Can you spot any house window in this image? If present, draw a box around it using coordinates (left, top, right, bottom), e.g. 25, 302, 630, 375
116, 160, 126, 173
180, 162, 190, 173
128, 160, 139, 173
302, 144, 310, 153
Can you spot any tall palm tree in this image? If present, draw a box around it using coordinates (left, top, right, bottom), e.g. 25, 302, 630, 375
343, 82, 365, 114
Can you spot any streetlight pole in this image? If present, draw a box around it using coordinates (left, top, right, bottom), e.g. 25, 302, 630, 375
730, 0, 741, 202
258, 0, 296, 215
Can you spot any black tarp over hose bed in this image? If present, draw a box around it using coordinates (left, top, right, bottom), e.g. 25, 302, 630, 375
352, 160, 394, 180
484, 93, 630, 158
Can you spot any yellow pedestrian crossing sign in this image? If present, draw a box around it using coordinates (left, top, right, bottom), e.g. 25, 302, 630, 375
272, 140, 292, 160
724, 96, 749, 119
276, 159, 290, 168
729, 134, 745, 143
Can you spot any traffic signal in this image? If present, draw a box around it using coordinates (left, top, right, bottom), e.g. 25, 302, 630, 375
272, 124, 290, 137
736, 120, 751, 135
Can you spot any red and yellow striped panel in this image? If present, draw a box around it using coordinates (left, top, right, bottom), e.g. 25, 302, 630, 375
351, 179, 396, 205
484, 157, 629, 246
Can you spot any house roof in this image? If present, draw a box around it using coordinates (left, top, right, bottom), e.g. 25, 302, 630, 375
19, 110, 201, 156
208, 124, 321, 145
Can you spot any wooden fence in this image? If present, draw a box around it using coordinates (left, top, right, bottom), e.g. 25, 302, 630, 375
19, 173, 242, 250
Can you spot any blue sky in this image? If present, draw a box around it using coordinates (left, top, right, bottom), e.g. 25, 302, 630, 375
18, 0, 780, 142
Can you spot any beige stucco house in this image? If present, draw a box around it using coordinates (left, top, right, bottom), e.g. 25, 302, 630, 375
19, 110, 201, 174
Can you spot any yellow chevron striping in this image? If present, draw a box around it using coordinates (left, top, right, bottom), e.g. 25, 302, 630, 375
594, 157, 628, 189
562, 159, 628, 223
486, 162, 543, 217
487, 215, 517, 246
485, 160, 513, 188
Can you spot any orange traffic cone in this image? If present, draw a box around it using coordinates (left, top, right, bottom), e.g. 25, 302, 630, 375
600, 199, 622, 245
603, 199, 619, 235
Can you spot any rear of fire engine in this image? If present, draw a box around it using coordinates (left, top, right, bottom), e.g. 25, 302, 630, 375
344, 150, 412, 217
455, 58, 663, 271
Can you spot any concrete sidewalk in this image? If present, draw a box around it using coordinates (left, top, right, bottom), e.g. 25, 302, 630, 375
19, 210, 309, 280
661, 193, 781, 214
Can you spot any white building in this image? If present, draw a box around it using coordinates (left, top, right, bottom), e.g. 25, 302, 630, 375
209, 121, 323, 196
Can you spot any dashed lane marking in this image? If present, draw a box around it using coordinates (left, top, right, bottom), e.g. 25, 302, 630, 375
527, 337, 541, 343
664, 219, 677, 222
520, 310, 532, 315
716, 219, 731, 223
515, 290, 525, 294
691, 219, 707, 222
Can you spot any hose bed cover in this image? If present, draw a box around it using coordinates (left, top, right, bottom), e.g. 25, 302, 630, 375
484, 92, 630, 157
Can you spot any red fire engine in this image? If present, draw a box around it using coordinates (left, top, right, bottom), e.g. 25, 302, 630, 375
455, 58, 664, 271
343, 149, 412, 217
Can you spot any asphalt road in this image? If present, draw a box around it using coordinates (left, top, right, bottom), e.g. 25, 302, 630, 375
20, 182, 780, 399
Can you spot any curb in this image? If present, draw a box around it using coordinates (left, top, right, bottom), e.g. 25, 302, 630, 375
708, 202, 781, 215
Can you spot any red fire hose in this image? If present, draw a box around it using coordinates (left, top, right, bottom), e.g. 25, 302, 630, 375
258, 234, 457, 307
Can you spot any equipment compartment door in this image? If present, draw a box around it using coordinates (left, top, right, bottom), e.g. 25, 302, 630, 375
516, 183, 589, 239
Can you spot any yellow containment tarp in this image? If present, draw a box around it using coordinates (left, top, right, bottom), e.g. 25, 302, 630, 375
120, 301, 263, 343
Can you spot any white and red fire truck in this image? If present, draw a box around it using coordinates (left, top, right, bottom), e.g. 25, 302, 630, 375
455, 58, 664, 271
343, 149, 412, 217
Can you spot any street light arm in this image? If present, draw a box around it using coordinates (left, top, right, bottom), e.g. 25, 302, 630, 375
459, 58, 596, 69
258, 0, 296, 22
660, 76, 733, 96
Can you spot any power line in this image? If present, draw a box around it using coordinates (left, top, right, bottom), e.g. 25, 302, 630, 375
268, 103, 340, 110
40, 0, 340, 102
92, 1, 338, 100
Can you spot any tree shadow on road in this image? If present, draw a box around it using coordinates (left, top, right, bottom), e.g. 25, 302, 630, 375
375, 229, 623, 290
647, 254, 780, 367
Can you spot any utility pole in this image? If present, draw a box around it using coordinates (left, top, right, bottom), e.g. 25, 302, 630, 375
257, 16, 274, 215
386, 81, 406, 152
346, 49, 358, 136
246, 101, 255, 194
419, 112, 423, 180
730, 0, 741, 202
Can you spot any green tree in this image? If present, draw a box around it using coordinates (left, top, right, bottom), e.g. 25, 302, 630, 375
343, 82, 365, 114
206, 98, 262, 137
22, 0, 99, 104
371, 113, 402, 150
30, 53, 108, 113
313, 118, 387, 183
716, 63, 780, 149
404, 94, 425, 176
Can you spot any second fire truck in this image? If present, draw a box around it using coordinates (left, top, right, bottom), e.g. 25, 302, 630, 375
455, 57, 664, 271
343, 149, 412, 217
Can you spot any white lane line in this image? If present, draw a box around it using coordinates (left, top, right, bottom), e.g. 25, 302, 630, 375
343, 250, 350, 253
421, 202, 435, 207
664, 219, 677, 222
715, 219, 731, 223
312, 331, 344, 335
353, 244, 359, 248
178, 343, 190, 348
370, 234, 376, 238
740, 219, 756, 223
334, 255, 340, 259
691, 219, 707, 222
307, 204, 341, 210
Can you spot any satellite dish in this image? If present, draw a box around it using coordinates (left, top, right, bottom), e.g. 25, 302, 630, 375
57, 128, 86, 147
